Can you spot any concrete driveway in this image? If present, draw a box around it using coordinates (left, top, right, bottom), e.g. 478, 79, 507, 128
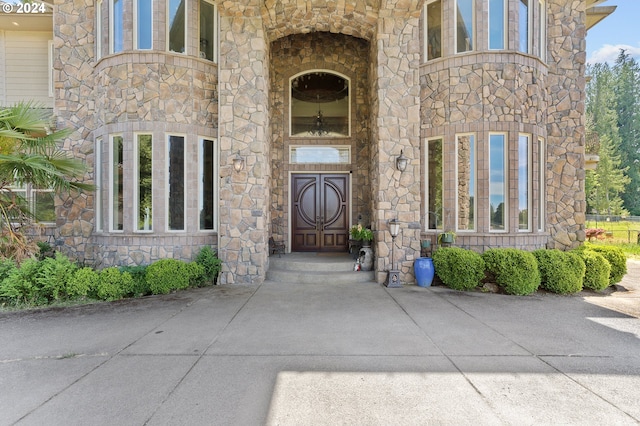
1, 261, 639, 425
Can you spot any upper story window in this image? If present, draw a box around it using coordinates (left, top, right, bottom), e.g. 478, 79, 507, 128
489, 0, 506, 50
168, 0, 186, 53
519, 0, 531, 53
290, 71, 350, 138
110, 0, 124, 53
423, 0, 442, 61
537, 0, 547, 61
136, 0, 153, 49
96, 0, 103, 59
199, 0, 218, 61
455, 0, 474, 53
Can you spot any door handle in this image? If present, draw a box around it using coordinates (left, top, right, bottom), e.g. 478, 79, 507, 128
316, 216, 321, 231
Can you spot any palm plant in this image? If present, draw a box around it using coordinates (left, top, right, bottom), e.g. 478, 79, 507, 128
0, 102, 92, 261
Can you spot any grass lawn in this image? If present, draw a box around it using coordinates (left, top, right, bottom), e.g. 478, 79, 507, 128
585, 220, 640, 259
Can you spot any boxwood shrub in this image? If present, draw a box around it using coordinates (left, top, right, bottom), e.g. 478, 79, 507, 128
146, 259, 205, 295
69, 267, 100, 299
577, 250, 611, 291
432, 247, 485, 291
533, 249, 585, 294
482, 248, 540, 295
95, 267, 133, 301
583, 244, 627, 285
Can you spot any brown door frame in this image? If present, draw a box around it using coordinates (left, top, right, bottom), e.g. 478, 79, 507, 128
289, 171, 351, 252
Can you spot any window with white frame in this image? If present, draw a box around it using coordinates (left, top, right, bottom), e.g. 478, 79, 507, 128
489, 0, 506, 50
136, 0, 153, 49
48, 40, 54, 97
199, 137, 217, 230
456, 133, 475, 231
110, 0, 124, 54
537, 0, 547, 61
538, 137, 545, 231
168, 0, 186, 53
518, 134, 531, 231
135, 134, 153, 231
424, 0, 442, 61
489, 133, 506, 231
519, 0, 531, 54
96, 0, 103, 59
455, 0, 474, 53
6, 183, 56, 224
95, 137, 103, 232
426, 137, 443, 230
110, 135, 124, 231
199, 0, 217, 61
167, 135, 185, 231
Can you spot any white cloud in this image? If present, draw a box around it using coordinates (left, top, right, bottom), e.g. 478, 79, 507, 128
588, 44, 640, 64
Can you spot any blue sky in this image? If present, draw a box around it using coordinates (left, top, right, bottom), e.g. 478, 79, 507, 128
586, 0, 640, 64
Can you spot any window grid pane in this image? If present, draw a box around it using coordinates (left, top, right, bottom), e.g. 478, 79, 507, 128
519, 0, 529, 53
137, 135, 153, 231
137, 0, 152, 49
456, 0, 474, 53
425, 0, 442, 61
489, 134, 506, 231
427, 138, 443, 229
168, 135, 185, 230
199, 139, 215, 230
199, 0, 216, 61
168, 0, 186, 53
489, 0, 505, 50
112, 0, 123, 53
34, 190, 56, 223
111, 136, 124, 231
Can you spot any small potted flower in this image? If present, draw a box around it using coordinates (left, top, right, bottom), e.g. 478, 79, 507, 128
350, 224, 374, 246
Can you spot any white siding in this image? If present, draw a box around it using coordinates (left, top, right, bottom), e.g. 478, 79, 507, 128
0, 31, 6, 106
4, 31, 52, 107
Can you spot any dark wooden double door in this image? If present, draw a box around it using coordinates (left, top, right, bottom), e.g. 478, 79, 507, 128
292, 174, 349, 252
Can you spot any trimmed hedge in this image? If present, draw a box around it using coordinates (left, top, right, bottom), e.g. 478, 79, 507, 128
146, 259, 205, 295
583, 244, 627, 285
432, 247, 485, 291
482, 248, 540, 295
533, 249, 585, 294
578, 250, 611, 291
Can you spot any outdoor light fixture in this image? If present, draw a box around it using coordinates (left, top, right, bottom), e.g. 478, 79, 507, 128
232, 151, 244, 172
385, 218, 402, 288
396, 150, 408, 172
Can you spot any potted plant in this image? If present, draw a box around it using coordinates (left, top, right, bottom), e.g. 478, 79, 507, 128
438, 231, 456, 245
350, 224, 373, 246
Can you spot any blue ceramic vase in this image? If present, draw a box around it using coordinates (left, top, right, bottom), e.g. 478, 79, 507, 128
414, 257, 435, 287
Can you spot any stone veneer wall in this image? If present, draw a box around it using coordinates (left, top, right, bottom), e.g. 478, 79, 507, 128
545, 0, 587, 249
269, 32, 371, 245
53, 0, 219, 267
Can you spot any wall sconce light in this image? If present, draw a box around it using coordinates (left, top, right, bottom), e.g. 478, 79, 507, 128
385, 218, 402, 288
232, 151, 244, 172
396, 150, 408, 172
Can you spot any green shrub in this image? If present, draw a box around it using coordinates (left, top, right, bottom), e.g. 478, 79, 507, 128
195, 246, 222, 284
0, 258, 17, 282
36, 241, 56, 261
185, 262, 206, 288
482, 248, 540, 295
533, 249, 585, 294
35, 252, 78, 301
577, 250, 611, 291
68, 267, 100, 299
146, 259, 191, 295
584, 244, 627, 284
0, 258, 43, 306
432, 247, 485, 291
96, 267, 133, 301
119, 265, 149, 296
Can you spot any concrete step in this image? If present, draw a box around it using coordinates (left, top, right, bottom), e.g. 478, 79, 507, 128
266, 252, 375, 284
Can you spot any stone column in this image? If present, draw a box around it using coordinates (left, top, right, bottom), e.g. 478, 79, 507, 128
545, 0, 587, 249
371, 1, 422, 284
217, 0, 270, 284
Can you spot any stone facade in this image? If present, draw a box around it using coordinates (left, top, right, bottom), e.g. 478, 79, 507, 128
50, 0, 588, 284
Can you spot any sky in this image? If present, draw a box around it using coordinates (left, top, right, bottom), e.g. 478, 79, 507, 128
586, 0, 640, 64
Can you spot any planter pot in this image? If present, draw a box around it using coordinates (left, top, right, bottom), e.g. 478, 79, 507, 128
414, 257, 435, 287
358, 246, 373, 271
439, 233, 455, 244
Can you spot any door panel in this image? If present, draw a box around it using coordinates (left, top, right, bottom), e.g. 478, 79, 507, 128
292, 174, 349, 252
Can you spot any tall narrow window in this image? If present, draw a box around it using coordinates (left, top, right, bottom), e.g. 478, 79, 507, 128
168, 135, 185, 231
199, 138, 216, 230
136, 0, 153, 49
519, 134, 531, 231
489, 0, 505, 50
537, 0, 547, 61
136, 134, 153, 231
538, 137, 545, 231
519, 0, 530, 53
457, 134, 475, 231
199, 0, 217, 61
455, 0, 474, 53
96, 137, 103, 232
48, 41, 54, 97
426, 138, 443, 229
110, 0, 123, 53
424, 0, 442, 61
168, 0, 186, 53
33, 189, 56, 223
110, 135, 124, 231
96, 0, 103, 59
489, 134, 506, 231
